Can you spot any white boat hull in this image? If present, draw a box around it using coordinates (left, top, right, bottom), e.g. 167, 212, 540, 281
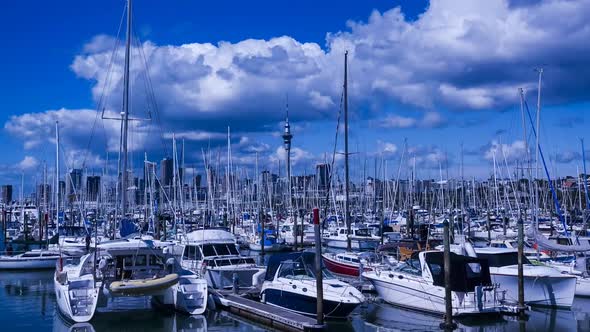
54, 275, 99, 323
0, 256, 58, 270
364, 272, 503, 316
491, 272, 576, 307
152, 275, 208, 315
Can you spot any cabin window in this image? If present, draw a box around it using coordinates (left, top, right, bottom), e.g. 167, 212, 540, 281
466, 263, 482, 276
122, 255, 134, 268
149, 255, 161, 266
202, 245, 217, 257
228, 244, 239, 255
22, 253, 41, 258
557, 238, 571, 246
183, 245, 203, 260
351, 258, 360, 263
339, 229, 345, 234
214, 244, 231, 256
429, 263, 442, 276
355, 229, 370, 237
135, 255, 147, 266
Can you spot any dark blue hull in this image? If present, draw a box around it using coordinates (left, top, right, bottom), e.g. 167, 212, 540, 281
262, 288, 359, 319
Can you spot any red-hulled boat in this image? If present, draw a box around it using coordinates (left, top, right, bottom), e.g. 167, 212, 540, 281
322, 252, 377, 277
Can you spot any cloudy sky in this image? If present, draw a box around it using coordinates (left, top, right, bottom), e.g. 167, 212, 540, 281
1, 0, 589, 191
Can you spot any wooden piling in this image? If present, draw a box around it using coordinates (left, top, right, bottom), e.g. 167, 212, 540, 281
440, 219, 456, 331
313, 207, 324, 325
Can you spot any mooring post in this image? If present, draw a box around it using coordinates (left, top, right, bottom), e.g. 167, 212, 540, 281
486, 211, 492, 243
440, 219, 457, 331
260, 209, 265, 257
517, 215, 526, 315
313, 207, 324, 326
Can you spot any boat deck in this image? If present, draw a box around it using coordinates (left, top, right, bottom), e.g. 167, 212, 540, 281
218, 291, 324, 332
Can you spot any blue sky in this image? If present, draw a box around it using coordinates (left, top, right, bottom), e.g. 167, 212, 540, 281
1, 0, 589, 191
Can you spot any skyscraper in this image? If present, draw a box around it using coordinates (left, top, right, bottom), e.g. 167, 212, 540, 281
316, 164, 331, 191
86, 176, 101, 201
68, 169, 83, 195
161, 157, 173, 187
1, 185, 13, 204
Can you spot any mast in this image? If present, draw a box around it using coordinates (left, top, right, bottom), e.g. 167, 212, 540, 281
120, 0, 132, 217
534, 68, 543, 229
55, 121, 60, 234
344, 51, 351, 251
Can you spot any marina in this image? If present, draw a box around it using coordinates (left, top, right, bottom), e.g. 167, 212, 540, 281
1, 0, 590, 331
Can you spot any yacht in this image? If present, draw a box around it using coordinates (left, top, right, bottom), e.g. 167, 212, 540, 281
323, 227, 381, 250
322, 251, 381, 277
54, 238, 207, 323
0, 249, 61, 270
280, 222, 315, 246
475, 247, 576, 307
260, 252, 364, 319
363, 251, 513, 316
173, 228, 263, 290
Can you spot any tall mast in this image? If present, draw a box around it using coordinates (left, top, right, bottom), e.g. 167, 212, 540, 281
344, 51, 351, 251
120, 0, 132, 216
55, 121, 60, 234
534, 68, 543, 229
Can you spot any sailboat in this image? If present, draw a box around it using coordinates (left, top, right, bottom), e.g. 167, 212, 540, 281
54, 0, 207, 322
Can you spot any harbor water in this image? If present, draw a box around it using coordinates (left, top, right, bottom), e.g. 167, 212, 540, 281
2, 235, 590, 331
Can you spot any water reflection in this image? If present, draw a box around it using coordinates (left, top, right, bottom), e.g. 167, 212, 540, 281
53, 312, 208, 332
360, 300, 590, 332
3, 263, 590, 331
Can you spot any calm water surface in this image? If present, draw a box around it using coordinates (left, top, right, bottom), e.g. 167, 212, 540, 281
2, 237, 590, 331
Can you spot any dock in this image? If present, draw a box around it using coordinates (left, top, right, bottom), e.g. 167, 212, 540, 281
216, 292, 325, 332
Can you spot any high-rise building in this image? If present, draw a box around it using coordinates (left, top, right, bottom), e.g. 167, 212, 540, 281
67, 169, 83, 195
194, 174, 202, 188
1, 185, 13, 204
161, 157, 173, 187
316, 164, 331, 191
86, 176, 101, 201
36, 184, 52, 207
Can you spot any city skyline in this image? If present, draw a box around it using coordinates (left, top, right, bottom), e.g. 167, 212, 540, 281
1, 0, 589, 192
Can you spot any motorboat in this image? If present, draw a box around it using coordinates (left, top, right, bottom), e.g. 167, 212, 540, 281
363, 251, 514, 316
323, 227, 381, 250
260, 252, 364, 319
248, 230, 291, 252
54, 238, 207, 323
474, 247, 576, 307
173, 228, 263, 290
280, 221, 315, 246
547, 258, 590, 297
322, 251, 380, 277
0, 249, 61, 270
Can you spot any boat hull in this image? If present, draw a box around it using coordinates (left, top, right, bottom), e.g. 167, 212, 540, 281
322, 254, 371, 277
491, 273, 576, 307
0, 257, 58, 270
364, 272, 503, 316
262, 288, 359, 319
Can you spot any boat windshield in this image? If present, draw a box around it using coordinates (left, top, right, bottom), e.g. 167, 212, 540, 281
393, 260, 421, 276
201, 244, 240, 257
278, 260, 336, 280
